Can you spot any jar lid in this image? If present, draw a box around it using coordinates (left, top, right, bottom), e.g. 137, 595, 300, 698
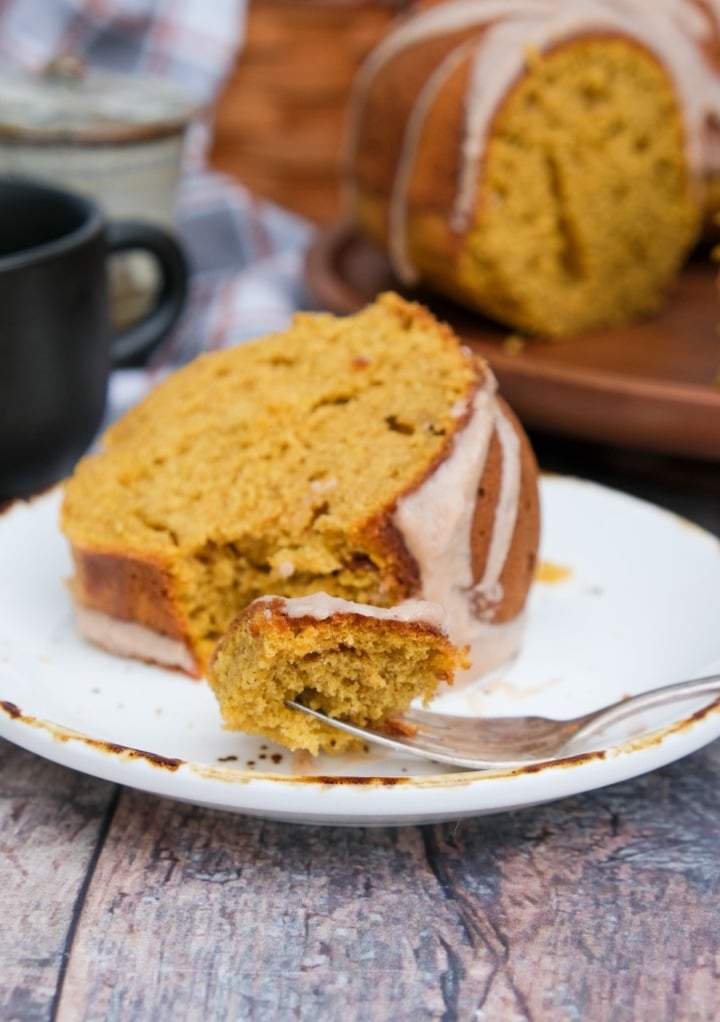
0, 57, 199, 143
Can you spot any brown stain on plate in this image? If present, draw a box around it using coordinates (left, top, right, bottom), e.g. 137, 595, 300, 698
0, 699, 183, 771
515, 748, 607, 775
619, 694, 720, 755
92, 742, 183, 770
192, 744, 615, 788
302, 774, 406, 787
192, 761, 416, 787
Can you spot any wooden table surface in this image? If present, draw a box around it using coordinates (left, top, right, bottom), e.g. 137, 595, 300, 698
2, 432, 720, 1022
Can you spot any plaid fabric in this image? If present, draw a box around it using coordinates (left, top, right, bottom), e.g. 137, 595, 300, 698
0, 0, 245, 107
0, 0, 318, 423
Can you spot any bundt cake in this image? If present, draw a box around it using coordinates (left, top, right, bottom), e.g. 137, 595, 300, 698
346, 0, 720, 337
208, 593, 468, 754
60, 293, 539, 681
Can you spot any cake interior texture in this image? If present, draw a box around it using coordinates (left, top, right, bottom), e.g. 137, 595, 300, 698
456, 39, 699, 336
209, 596, 468, 755
351, 34, 701, 337
62, 294, 525, 676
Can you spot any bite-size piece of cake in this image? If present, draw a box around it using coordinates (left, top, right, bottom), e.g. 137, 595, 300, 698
208, 593, 468, 755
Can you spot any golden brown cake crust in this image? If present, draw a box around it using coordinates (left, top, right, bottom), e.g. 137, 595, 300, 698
68, 548, 198, 671
470, 398, 540, 624
244, 596, 449, 646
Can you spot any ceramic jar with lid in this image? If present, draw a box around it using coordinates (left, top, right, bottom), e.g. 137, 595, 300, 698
0, 59, 198, 325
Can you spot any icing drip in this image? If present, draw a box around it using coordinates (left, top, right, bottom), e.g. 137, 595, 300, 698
349, 0, 720, 276
259, 593, 448, 629
393, 376, 524, 679
75, 606, 196, 674
388, 38, 479, 283
473, 404, 522, 617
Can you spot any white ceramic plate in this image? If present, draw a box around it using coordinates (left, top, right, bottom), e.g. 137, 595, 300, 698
1, 478, 719, 826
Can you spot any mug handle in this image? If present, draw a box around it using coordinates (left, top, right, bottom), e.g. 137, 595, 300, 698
106, 220, 189, 368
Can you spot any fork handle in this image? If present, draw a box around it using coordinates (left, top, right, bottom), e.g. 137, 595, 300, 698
569, 674, 720, 746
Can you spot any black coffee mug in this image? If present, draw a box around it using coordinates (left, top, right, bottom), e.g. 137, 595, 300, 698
0, 177, 188, 499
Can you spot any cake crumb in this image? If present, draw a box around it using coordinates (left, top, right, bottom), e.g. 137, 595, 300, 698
535, 561, 572, 584
310, 477, 337, 494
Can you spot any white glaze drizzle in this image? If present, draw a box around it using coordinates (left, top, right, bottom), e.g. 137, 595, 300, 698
348, 0, 720, 279
258, 593, 448, 630
75, 606, 196, 674
388, 37, 479, 282
392, 374, 524, 679
474, 405, 522, 615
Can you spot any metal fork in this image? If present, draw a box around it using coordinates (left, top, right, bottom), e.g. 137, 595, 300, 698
286, 674, 720, 769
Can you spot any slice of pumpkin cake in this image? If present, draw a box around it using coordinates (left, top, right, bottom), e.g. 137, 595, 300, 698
60, 292, 540, 681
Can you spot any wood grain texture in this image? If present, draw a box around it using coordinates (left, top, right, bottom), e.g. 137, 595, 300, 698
209, 1, 445, 223
0, 739, 116, 1022
209, 1, 402, 223
49, 742, 720, 1022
